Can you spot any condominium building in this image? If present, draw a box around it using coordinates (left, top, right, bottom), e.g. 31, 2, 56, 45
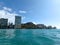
15, 16, 21, 29
0, 18, 8, 28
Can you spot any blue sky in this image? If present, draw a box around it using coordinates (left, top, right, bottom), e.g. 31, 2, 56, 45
0, 0, 60, 28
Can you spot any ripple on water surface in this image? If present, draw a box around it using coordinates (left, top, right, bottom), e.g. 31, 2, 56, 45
0, 29, 59, 45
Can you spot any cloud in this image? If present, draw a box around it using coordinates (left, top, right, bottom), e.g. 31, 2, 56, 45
3, 7, 12, 12
0, 6, 26, 24
19, 10, 27, 13
32, 22, 37, 24
0, 9, 15, 24
0, 7, 19, 24
52, 25, 60, 29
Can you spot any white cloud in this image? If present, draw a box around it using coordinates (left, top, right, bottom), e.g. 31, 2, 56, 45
0, 10, 15, 24
32, 22, 37, 24
0, 6, 26, 24
53, 25, 60, 29
3, 7, 12, 12
19, 10, 27, 13
0, 7, 19, 24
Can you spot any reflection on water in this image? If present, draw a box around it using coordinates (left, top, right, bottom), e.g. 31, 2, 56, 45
0, 29, 60, 45
0, 29, 15, 39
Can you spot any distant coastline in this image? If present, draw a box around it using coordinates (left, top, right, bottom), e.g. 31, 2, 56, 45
0, 17, 56, 29
21, 22, 56, 29
0, 22, 56, 29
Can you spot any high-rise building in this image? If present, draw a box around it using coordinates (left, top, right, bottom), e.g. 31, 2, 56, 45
15, 16, 21, 29
0, 18, 8, 28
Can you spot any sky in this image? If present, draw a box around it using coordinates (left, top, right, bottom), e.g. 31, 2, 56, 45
0, 0, 60, 28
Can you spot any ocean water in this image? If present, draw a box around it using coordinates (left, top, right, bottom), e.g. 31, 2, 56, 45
0, 29, 60, 45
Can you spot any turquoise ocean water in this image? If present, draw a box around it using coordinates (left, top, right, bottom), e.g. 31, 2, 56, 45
0, 29, 60, 45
